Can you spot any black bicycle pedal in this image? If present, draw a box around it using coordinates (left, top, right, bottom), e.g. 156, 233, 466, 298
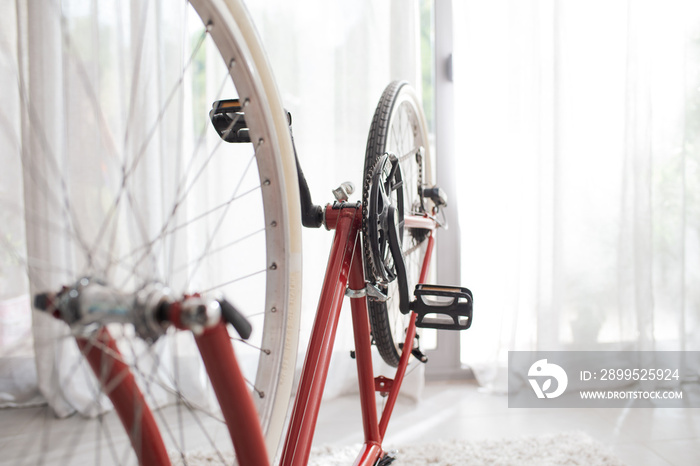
410, 284, 473, 331
210, 99, 251, 143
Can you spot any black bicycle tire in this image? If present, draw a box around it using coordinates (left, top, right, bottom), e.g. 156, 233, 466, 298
362, 81, 430, 367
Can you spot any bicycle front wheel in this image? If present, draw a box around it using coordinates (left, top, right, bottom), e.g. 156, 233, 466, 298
362, 81, 433, 367
0, 0, 300, 463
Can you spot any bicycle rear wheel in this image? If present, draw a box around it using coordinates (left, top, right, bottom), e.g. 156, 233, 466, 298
362, 81, 433, 367
0, 0, 300, 463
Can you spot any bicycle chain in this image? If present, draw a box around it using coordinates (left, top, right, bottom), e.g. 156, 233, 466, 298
363, 147, 428, 285
416, 146, 424, 213
362, 154, 388, 284
362, 81, 427, 285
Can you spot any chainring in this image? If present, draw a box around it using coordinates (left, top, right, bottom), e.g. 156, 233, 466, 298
363, 153, 405, 285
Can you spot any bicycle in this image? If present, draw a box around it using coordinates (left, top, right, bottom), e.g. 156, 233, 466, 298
1, 1, 472, 464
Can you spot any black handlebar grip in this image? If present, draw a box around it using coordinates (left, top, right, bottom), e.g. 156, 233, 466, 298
219, 299, 253, 340
34, 292, 52, 311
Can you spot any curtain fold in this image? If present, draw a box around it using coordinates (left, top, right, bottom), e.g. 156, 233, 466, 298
0, 0, 425, 414
1, 0, 210, 416
247, 0, 425, 401
0, 0, 40, 409
455, 0, 700, 391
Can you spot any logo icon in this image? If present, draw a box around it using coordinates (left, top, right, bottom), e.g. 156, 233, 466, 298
528, 359, 568, 399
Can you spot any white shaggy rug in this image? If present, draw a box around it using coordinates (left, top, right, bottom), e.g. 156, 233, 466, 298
309, 432, 624, 466
172, 431, 625, 465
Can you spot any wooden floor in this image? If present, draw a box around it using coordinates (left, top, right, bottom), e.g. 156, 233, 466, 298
2, 380, 699, 465
313, 380, 700, 466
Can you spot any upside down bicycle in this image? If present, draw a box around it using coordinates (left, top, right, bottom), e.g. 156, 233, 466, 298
2, 1, 472, 464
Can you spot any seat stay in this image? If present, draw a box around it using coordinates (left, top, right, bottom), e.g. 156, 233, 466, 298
351, 230, 436, 464
404, 213, 438, 231
378, 232, 435, 439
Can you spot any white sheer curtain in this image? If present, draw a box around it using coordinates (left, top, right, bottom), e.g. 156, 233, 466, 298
454, 0, 700, 391
0, 0, 424, 414
247, 0, 424, 399
0, 0, 42, 409
1, 0, 220, 416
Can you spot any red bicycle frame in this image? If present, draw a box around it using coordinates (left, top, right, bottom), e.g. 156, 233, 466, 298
280, 203, 436, 466
79, 202, 435, 466
77, 308, 270, 466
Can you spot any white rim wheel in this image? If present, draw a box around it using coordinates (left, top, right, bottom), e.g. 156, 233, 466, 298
1, 0, 301, 463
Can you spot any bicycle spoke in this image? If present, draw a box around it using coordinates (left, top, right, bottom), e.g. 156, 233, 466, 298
95, 412, 122, 466
201, 267, 267, 295
242, 377, 266, 399
112, 180, 260, 291
89, 27, 218, 283
108, 71, 236, 288
132, 337, 230, 462
120, 0, 155, 164
230, 337, 271, 356
129, 340, 193, 459
172, 226, 266, 276
5, 2, 301, 463
185, 141, 260, 290
398, 146, 419, 163
14, 95, 93, 264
